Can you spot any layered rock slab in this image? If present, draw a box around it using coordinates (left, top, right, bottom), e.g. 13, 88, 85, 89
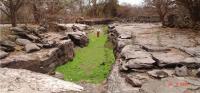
107, 23, 200, 93
121, 45, 156, 70
0, 40, 74, 73
0, 68, 83, 93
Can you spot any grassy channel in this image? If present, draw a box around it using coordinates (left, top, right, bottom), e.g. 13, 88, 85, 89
56, 25, 115, 84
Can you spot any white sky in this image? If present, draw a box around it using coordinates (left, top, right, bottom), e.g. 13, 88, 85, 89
118, 0, 144, 5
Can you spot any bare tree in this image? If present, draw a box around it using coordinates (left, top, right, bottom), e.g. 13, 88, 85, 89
0, 0, 24, 27
176, 0, 200, 26
145, 0, 174, 26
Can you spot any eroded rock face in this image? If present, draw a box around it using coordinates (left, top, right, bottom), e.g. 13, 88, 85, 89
0, 40, 74, 73
107, 23, 200, 93
0, 68, 84, 93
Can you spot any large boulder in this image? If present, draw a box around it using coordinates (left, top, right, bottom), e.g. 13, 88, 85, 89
0, 68, 84, 93
66, 31, 89, 47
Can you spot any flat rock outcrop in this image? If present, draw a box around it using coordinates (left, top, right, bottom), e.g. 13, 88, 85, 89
0, 68, 83, 93
107, 23, 200, 93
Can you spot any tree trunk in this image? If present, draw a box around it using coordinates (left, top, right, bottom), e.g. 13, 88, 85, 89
32, 4, 40, 24
10, 10, 17, 27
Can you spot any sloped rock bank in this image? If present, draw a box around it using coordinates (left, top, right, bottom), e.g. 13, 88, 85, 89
0, 24, 89, 73
107, 23, 200, 93
0, 68, 83, 93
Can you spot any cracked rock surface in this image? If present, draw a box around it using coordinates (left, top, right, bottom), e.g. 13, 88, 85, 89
107, 23, 200, 93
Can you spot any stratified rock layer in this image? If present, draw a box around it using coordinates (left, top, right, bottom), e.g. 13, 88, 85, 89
107, 23, 200, 93
0, 40, 74, 73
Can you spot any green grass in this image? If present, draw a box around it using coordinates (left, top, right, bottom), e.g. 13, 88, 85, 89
56, 25, 115, 84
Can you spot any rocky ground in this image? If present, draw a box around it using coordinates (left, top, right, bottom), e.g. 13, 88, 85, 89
1, 23, 200, 93
0, 23, 89, 93
107, 23, 200, 93
0, 24, 89, 73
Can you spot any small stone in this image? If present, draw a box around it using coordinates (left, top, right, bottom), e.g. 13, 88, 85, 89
0, 50, 9, 59
53, 72, 65, 80
16, 38, 32, 46
25, 43, 40, 53
125, 76, 142, 87
148, 70, 169, 79
175, 66, 188, 77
